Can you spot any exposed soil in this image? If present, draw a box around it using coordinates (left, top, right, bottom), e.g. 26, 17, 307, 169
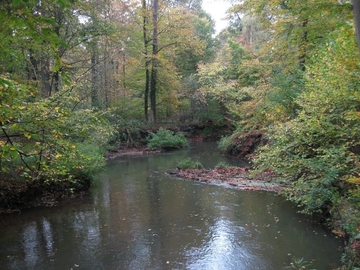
225, 130, 268, 158
105, 145, 161, 160
170, 167, 285, 192
0, 176, 90, 214
106, 129, 276, 192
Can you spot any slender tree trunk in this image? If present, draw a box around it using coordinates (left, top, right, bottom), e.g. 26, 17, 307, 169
27, 50, 38, 82
352, 0, 360, 56
91, 49, 100, 108
142, 0, 150, 122
149, 0, 159, 124
104, 41, 109, 107
40, 57, 51, 97
122, 51, 126, 90
145, 65, 150, 121
299, 19, 308, 72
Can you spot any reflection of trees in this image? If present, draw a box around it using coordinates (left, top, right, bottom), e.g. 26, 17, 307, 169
0, 145, 343, 269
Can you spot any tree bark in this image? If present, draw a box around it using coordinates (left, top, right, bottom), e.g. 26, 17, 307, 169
352, 0, 360, 56
149, 0, 159, 124
299, 19, 308, 72
142, 0, 150, 122
91, 49, 100, 108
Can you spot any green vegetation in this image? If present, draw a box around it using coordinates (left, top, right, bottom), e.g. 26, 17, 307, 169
285, 257, 315, 270
0, 0, 218, 209
1, 0, 360, 267
207, 1, 359, 268
147, 128, 189, 151
0, 77, 114, 186
177, 158, 203, 169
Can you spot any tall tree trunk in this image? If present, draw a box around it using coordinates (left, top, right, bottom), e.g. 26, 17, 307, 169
149, 0, 159, 124
27, 50, 38, 82
40, 57, 51, 97
91, 49, 100, 108
104, 42, 109, 107
145, 65, 150, 122
352, 0, 360, 56
142, 0, 150, 122
299, 19, 308, 72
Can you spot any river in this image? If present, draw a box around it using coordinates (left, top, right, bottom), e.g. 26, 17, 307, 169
0, 143, 343, 269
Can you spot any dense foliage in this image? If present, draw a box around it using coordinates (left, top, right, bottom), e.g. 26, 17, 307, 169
147, 128, 189, 150
0, 76, 114, 185
176, 158, 203, 169
0, 0, 217, 209
1, 0, 360, 267
201, 0, 360, 267
255, 26, 360, 214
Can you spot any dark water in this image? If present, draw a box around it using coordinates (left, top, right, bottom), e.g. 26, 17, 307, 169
0, 143, 343, 269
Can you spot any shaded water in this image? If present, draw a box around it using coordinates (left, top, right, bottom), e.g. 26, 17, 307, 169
0, 143, 343, 269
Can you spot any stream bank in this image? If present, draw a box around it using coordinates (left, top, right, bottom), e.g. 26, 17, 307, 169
170, 167, 284, 192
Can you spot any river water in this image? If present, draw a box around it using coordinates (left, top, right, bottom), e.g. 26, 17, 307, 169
0, 143, 343, 269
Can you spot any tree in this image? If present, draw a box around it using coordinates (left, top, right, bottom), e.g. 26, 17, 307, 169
0, 0, 115, 188
352, 0, 360, 55
130, 0, 212, 123
149, 0, 159, 123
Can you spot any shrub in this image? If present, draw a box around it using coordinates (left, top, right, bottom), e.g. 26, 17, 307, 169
218, 134, 234, 154
147, 128, 189, 150
254, 27, 360, 218
0, 81, 114, 186
177, 158, 203, 169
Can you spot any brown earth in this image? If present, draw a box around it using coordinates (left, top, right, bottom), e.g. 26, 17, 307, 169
106, 145, 161, 160
170, 167, 285, 192
225, 130, 268, 158
0, 176, 90, 214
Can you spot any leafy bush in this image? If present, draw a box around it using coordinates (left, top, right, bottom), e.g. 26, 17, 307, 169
106, 115, 145, 148
284, 257, 314, 269
254, 27, 360, 216
0, 81, 114, 185
147, 128, 189, 150
69, 143, 106, 179
177, 158, 203, 169
218, 134, 234, 154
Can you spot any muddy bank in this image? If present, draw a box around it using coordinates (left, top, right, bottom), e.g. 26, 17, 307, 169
106, 146, 161, 160
170, 167, 285, 192
222, 130, 268, 158
0, 177, 90, 214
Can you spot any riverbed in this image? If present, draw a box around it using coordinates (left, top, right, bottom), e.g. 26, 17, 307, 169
0, 143, 343, 269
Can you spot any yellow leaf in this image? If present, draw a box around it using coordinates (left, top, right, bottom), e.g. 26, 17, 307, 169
347, 177, 360, 185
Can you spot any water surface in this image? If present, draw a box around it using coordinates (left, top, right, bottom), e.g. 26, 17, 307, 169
0, 143, 343, 269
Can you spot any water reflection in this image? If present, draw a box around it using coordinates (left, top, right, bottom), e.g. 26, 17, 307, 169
0, 143, 343, 269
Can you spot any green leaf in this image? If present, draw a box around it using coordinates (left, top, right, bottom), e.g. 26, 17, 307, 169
12, 0, 23, 6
